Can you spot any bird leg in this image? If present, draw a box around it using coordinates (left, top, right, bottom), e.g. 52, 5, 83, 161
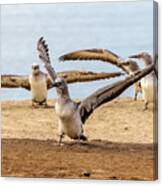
58, 134, 64, 146
134, 92, 138, 101
143, 101, 148, 110
77, 137, 81, 144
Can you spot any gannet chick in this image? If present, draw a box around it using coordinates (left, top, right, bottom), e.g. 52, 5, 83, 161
29, 63, 48, 107
129, 52, 157, 110
54, 77, 87, 144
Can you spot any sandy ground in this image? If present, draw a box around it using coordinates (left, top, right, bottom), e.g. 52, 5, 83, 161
1, 98, 157, 180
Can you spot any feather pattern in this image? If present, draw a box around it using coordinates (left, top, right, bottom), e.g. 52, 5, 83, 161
1, 71, 124, 90
37, 37, 57, 82
59, 49, 129, 73
79, 64, 154, 123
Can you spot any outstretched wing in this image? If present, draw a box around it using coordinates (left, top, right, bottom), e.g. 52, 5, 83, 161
79, 64, 154, 124
1, 71, 124, 90
47, 71, 124, 89
59, 49, 129, 73
1, 75, 30, 90
58, 71, 124, 84
37, 37, 57, 82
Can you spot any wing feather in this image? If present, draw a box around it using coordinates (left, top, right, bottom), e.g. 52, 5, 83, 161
1, 75, 30, 90
1, 71, 124, 90
37, 37, 57, 82
58, 71, 124, 84
79, 64, 154, 123
59, 49, 129, 73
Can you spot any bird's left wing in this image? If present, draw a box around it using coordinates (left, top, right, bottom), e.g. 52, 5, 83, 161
79, 64, 154, 124
37, 37, 57, 83
58, 71, 124, 83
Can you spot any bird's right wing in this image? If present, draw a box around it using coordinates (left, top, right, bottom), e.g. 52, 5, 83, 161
1, 71, 124, 90
79, 64, 154, 124
1, 75, 30, 90
37, 37, 57, 83
59, 49, 129, 73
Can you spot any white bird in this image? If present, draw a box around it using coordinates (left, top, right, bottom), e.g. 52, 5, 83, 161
29, 63, 48, 107
37, 37, 154, 144
129, 52, 157, 110
59, 48, 142, 101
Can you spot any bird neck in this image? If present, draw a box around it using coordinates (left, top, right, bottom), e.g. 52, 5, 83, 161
143, 56, 153, 66
56, 87, 70, 100
129, 65, 139, 72
32, 71, 40, 77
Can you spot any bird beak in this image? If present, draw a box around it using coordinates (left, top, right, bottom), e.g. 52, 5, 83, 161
128, 54, 141, 59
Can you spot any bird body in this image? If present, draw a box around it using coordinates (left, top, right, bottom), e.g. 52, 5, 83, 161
141, 73, 155, 103
55, 98, 83, 139
54, 77, 85, 141
29, 64, 47, 106
29, 73, 47, 102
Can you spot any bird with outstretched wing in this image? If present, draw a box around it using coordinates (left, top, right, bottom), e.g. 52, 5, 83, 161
37, 37, 154, 144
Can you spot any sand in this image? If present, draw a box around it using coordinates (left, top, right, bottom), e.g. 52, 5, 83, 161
1, 98, 157, 180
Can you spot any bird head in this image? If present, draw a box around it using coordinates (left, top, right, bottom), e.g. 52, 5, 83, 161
128, 52, 152, 66
32, 63, 40, 76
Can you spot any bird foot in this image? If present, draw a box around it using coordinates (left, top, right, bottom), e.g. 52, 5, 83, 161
32, 102, 48, 108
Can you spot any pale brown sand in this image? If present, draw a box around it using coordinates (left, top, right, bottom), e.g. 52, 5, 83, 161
1, 97, 154, 143
1, 97, 157, 179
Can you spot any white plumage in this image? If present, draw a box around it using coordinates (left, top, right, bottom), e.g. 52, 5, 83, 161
141, 73, 155, 103
54, 77, 84, 141
29, 64, 47, 106
29, 74, 47, 102
55, 99, 83, 139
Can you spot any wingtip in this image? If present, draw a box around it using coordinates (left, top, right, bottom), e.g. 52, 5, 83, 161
38, 36, 44, 42
58, 55, 65, 62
